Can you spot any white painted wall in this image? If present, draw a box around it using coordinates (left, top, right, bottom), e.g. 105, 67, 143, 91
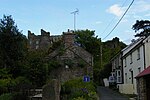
111, 54, 123, 84
144, 36, 150, 68
119, 84, 134, 94
122, 41, 145, 94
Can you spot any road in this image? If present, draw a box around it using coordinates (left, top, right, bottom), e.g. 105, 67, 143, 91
97, 86, 129, 100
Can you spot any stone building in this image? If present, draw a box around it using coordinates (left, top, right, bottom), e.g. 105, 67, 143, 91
103, 37, 120, 49
28, 29, 62, 50
135, 66, 150, 100
46, 30, 93, 82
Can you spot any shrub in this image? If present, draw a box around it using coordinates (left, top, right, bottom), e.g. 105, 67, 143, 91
61, 78, 97, 100
0, 93, 13, 100
0, 78, 13, 94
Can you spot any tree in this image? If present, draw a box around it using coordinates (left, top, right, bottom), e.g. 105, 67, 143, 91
0, 15, 27, 77
75, 29, 101, 59
75, 29, 102, 84
132, 20, 150, 37
25, 50, 48, 87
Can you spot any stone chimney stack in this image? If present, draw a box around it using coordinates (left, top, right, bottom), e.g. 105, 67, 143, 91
63, 29, 75, 47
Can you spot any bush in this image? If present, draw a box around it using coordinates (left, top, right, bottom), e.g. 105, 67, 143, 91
61, 78, 97, 100
0, 93, 13, 100
0, 92, 28, 100
12, 92, 28, 100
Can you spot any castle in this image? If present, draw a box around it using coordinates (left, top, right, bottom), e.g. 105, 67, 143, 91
28, 29, 93, 82
28, 29, 62, 50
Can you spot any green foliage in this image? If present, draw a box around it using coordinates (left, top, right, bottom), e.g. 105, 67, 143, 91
132, 20, 150, 37
73, 96, 86, 100
0, 78, 11, 94
0, 15, 28, 71
78, 60, 86, 68
75, 29, 102, 85
25, 50, 47, 87
95, 38, 126, 85
99, 63, 112, 78
0, 76, 31, 95
75, 29, 101, 58
47, 60, 62, 72
48, 40, 63, 53
61, 78, 97, 100
0, 93, 13, 100
12, 76, 31, 91
0, 92, 28, 100
64, 59, 73, 68
0, 68, 11, 79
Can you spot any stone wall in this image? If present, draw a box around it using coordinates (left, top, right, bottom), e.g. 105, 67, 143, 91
28, 29, 62, 50
137, 77, 147, 100
42, 79, 60, 100
47, 30, 93, 83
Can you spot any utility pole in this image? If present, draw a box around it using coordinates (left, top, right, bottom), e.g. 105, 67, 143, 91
71, 8, 79, 32
100, 38, 103, 68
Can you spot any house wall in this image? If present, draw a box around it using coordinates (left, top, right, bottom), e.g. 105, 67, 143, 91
119, 84, 134, 94
122, 43, 145, 94
137, 77, 147, 100
144, 36, 150, 68
47, 30, 93, 83
111, 53, 123, 84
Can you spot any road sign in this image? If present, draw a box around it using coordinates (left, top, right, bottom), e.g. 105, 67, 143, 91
83, 75, 90, 82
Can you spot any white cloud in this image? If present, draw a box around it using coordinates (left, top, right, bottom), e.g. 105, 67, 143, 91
106, 4, 125, 17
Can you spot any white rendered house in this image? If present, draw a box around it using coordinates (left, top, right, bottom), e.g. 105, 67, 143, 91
120, 38, 145, 94
143, 36, 150, 68
110, 52, 123, 86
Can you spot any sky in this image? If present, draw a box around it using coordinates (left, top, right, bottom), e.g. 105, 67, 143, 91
0, 0, 150, 44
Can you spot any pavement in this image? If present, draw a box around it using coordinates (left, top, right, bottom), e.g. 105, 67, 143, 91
97, 86, 129, 100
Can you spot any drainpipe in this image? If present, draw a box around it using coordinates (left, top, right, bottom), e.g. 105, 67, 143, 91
143, 43, 146, 69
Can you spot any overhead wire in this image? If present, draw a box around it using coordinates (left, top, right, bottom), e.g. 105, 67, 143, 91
102, 0, 134, 40
100, 0, 128, 36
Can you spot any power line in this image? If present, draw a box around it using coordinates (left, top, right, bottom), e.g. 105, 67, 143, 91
100, 0, 128, 36
102, 0, 134, 40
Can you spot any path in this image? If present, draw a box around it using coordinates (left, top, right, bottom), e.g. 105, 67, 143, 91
97, 86, 129, 100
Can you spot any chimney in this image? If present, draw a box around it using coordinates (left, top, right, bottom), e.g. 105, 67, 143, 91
63, 29, 75, 47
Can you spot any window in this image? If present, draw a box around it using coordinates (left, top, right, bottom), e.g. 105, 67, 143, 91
118, 77, 121, 83
36, 40, 39, 44
30, 40, 32, 45
138, 67, 141, 73
125, 73, 127, 84
117, 70, 122, 83
118, 70, 121, 76
130, 53, 133, 64
137, 48, 140, 60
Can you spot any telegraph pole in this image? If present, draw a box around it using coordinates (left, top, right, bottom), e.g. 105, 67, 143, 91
71, 8, 79, 32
